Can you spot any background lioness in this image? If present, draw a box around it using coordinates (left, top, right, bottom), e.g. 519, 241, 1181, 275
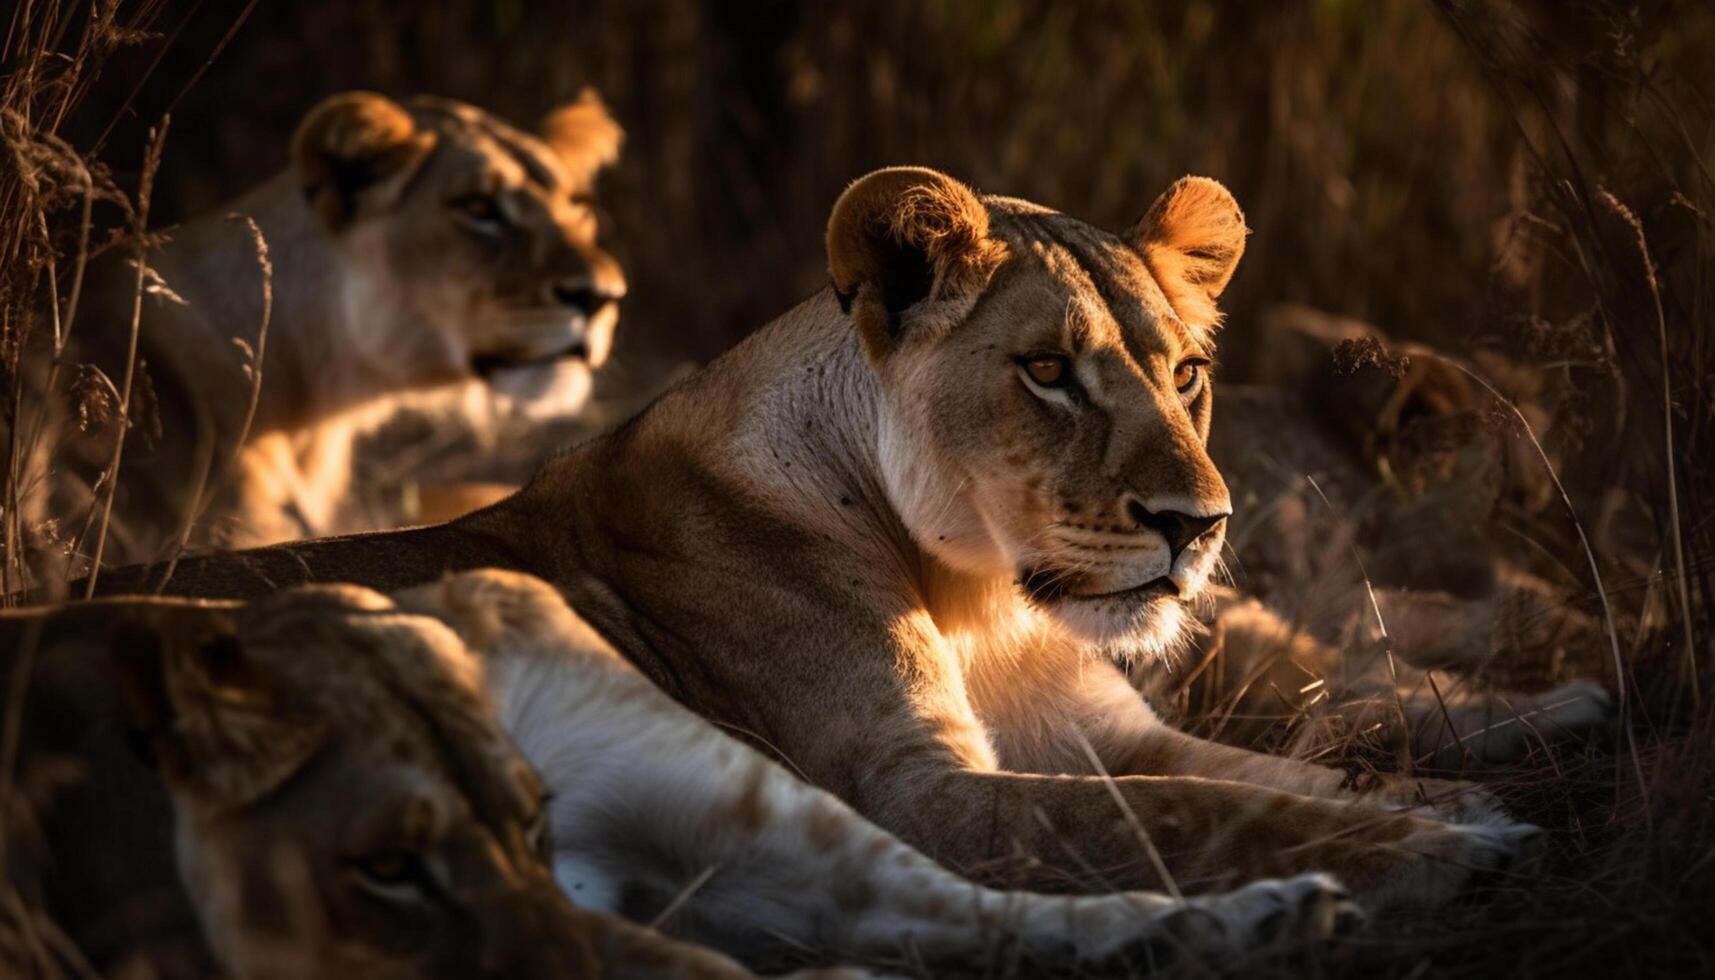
15, 89, 625, 585
118, 167, 1573, 914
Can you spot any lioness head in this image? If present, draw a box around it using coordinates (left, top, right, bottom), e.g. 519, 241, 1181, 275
112, 586, 595, 979
829, 167, 1246, 656
292, 90, 626, 418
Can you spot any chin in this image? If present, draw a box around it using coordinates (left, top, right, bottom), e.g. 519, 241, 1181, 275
487, 359, 593, 420
1029, 584, 1195, 663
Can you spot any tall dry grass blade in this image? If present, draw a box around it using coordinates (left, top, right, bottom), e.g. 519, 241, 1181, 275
647, 863, 721, 930
1597, 188, 1698, 707
1068, 729, 1183, 903
1304, 476, 1423, 774
81, 114, 167, 598
154, 211, 272, 590
7, 147, 100, 599
1437, 355, 1652, 818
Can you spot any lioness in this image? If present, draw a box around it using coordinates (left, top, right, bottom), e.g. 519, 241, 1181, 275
18, 89, 624, 579
398, 569, 1357, 972
103, 168, 1543, 910
0, 588, 791, 980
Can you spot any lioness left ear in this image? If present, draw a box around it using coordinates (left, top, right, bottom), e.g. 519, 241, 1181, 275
1130, 176, 1248, 330
542, 88, 624, 188
292, 91, 437, 231
827, 167, 1007, 359
108, 608, 326, 810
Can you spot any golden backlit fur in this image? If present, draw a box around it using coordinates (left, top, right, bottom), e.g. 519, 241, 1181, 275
1133, 175, 1248, 333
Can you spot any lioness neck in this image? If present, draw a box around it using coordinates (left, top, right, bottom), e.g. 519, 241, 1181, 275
529, 290, 1022, 669
145, 174, 453, 436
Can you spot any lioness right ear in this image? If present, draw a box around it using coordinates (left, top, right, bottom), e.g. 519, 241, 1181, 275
292, 91, 437, 230
1129, 176, 1248, 332
542, 88, 624, 188
827, 167, 1007, 359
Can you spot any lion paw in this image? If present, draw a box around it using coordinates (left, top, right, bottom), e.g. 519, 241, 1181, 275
1367, 818, 1541, 910
1081, 873, 1361, 970
1520, 680, 1613, 740
1410, 680, 1614, 771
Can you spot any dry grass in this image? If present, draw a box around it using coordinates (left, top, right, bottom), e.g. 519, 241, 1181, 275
3, 3, 167, 974
2, 1, 1712, 978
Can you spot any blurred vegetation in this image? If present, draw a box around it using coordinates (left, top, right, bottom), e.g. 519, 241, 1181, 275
66, 2, 1704, 353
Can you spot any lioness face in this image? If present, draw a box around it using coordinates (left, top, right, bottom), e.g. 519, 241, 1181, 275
830, 170, 1247, 656
118, 588, 596, 979
294, 92, 627, 420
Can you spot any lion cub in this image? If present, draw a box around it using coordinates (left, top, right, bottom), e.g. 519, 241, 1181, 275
0, 588, 863, 980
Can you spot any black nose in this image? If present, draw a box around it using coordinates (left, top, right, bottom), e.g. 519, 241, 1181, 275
1125, 499, 1227, 559
549, 281, 617, 317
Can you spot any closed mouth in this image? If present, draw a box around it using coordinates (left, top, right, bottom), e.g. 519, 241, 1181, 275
1020, 569, 1179, 605
471, 341, 590, 377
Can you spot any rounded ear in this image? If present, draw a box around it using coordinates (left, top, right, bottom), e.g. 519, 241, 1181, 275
108, 607, 326, 809
291, 91, 437, 230
826, 167, 1007, 357
541, 88, 624, 188
1130, 176, 1248, 330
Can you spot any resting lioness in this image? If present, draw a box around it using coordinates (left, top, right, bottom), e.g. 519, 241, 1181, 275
104, 168, 1542, 910
16, 89, 624, 582
399, 569, 1356, 972
1, 587, 799, 980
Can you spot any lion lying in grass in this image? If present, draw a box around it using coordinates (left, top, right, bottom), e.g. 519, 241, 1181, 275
16, 89, 625, 582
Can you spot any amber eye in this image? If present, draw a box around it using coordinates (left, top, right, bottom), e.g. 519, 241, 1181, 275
1174, 357, 1209, 394
1022, 355, 1072, 388
352, 850, 418, 887
449, 193, 507, 234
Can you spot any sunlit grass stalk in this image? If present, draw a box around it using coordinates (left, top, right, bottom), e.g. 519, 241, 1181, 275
81, 116, 167, 598
153, 212, 272, 590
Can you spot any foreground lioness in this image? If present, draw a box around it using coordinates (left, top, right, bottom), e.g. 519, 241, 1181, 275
104, 168, 1540, 909
400, 569, 1356, 972
18, 89, 625, 578
1, 589, 789, 980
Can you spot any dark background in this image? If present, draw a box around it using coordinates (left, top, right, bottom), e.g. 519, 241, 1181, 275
71, 1, 1712, 384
